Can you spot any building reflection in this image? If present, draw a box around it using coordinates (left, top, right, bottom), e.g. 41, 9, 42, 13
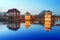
7, 23, 20, 30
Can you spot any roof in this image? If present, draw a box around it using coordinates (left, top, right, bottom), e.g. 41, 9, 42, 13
7, 8, 20, 13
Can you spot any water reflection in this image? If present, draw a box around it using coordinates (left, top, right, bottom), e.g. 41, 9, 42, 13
0, 21, 60, 31
7, 23, 20, 31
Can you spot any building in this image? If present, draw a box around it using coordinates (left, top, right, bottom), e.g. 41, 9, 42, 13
7, 8, 20, 23
7, 8, 20, 30
25, 12, 30, 28
44, 10, 52, 31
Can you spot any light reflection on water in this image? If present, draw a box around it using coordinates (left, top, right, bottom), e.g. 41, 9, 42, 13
0, 21, 60, 40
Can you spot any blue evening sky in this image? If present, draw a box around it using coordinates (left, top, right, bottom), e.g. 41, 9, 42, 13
0, 0, 60, 15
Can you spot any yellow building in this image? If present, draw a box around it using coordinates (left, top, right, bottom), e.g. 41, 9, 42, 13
25, 12, 30, 28
44, 11, 52, 31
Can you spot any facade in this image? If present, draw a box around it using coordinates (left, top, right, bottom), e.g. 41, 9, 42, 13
7, 8, 20, 23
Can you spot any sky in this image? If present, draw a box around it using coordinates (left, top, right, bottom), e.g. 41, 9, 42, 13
0, 0, 60, 15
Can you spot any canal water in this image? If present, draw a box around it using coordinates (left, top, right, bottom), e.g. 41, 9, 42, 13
0, 21, 60, 40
